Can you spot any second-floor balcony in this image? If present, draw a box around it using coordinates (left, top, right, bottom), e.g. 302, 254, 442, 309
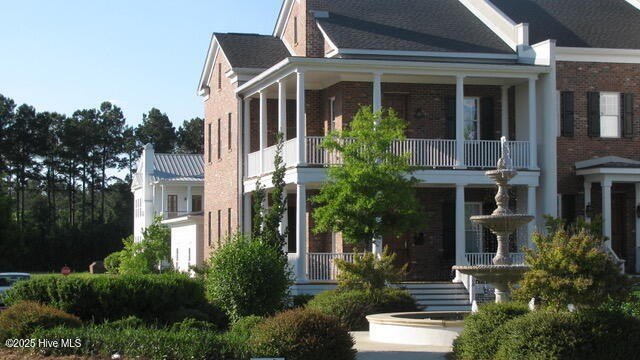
247, 136, 532, 178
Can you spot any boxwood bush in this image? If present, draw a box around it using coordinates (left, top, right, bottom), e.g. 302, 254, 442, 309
306, 288, 417, 330
249, 308, 356, 360
205, 234, 292, 321
0, 301, 82, 339
32, 324, 226, 360
222, 316, 265, 360
496, 309, 640, 360
4, 273, 225, 326
452, 302, 529, 360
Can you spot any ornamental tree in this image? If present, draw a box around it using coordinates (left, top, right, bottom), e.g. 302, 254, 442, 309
312, 106, 425, 246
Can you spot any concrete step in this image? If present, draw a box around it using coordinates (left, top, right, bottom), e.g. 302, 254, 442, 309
418, 299, 471, 306
412, 293, 469, 301
420, 304, 472, 312
407, 289, 469, 295
395, 282, 465, 290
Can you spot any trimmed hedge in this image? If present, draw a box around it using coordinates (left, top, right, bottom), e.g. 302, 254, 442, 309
4, 273, 226, 326
496, 309, 640, 360
32, 325, 226, 360
307, 288, 417, 330
249, 308, 356, 360
223, 316, 265, 360
453, 302, 529, 360
0, 301, 81, 339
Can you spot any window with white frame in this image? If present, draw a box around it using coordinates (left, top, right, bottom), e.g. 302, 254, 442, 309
464, 97, 480, 140
600, 92, 620, 138
465, 202, 483, 253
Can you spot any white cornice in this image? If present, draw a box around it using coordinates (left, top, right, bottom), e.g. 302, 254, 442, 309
626, 0, 640, 11
332, 48, 518, 60
458, 0, 520, 50
556, 47, 640, 64
316, 22, 338, 57
273, 0, 296, 37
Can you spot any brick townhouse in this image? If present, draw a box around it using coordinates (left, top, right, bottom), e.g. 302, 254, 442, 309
196, 0, 640, 304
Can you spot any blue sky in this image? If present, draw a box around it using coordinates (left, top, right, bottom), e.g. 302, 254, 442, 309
0, 0, 279, 127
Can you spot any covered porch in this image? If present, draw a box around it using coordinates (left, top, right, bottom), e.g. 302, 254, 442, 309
576, 156, 640, 273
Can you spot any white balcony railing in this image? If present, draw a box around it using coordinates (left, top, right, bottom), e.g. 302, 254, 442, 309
247, 137, 531, 177
464, 140, 530, 169
465, 252, 526, 266
307, 252, 357, 281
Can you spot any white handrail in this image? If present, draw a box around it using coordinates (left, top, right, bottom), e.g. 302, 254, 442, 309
464, 252, 526, 266
307, 252, 357, 281
464, 140, 530, 169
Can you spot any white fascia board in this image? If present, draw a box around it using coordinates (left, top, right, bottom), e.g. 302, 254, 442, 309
273, 0, 295, 37
556, 47, 640, 64
626, 0, 640, 10
162, 215, 204, 226
236, 57, 548, 96
197, 36, 233, 96
333, 48, 518, 60
458, 0, 519, 50
519, 40, 556, 66
316, 23, 338, 57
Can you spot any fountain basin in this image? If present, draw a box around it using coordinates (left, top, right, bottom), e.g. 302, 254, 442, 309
367, 312, 466, 347
469, 214, 534, 233
453, 265, 529, 283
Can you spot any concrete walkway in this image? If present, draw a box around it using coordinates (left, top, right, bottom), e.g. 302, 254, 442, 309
352, 332, 452, 360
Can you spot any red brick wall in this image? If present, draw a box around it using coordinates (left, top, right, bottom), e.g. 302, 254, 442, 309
203, 49, 240, 259
556, 61, 640, 194
280, 0, 325, 57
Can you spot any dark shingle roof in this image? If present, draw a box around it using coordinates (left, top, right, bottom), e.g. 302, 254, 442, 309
215, 33, 290, 69
490, 0, 640, 49
313, 0, 514, 54
153, 154, 204, 182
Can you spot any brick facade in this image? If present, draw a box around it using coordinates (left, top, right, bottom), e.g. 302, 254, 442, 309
203, 49, 240, 260
556, 61, 640, 272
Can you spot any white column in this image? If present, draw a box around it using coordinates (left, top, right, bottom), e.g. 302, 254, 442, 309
455, 75, 466, 168
501, 85, 509, 138
602, 180, 612, 247
296, 71, 306, 166
635, 183, 640, 273
296, 184, 307, 283
527, 185, 536, 248
186, 185, 192, 213
373, 72, 382, 112
584, 182, 592, 222
160, 184, 166, 217
278, 80, 287, 138
243, 98, 251, 175
243, 193, 252, 236
454, 184, 466, 282
528, 77, 538, 169
259, 91, 267, 174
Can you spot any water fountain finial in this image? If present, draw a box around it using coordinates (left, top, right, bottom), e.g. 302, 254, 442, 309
497, 136, 513, 171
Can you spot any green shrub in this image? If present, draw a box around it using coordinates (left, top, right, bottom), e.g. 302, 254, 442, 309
0, 301, 81, 339
205, 234, 292, 321
452, 302, 529, 360
4, 273, 225, 326
515, 224, 630, 310
307, 288, 417, 330
495, 309, 640, 360
170, 317, 218, 332
291, 294, 314, 308
103, 316, 145, 329
335, 247, 406, 292
32, 324, 225, 360
223, 316, 265, 360
249, 308, 356, 360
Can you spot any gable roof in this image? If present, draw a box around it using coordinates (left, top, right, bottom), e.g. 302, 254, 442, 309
313, 0, 514, 55
215, 33, 290, 69
490, 0, 640, 49
152, 153, 204, 182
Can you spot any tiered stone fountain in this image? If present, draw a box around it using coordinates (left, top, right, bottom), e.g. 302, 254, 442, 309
452, 137, 532, 303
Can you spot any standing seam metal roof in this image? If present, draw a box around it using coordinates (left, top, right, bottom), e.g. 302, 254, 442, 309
152, 153, 204, 182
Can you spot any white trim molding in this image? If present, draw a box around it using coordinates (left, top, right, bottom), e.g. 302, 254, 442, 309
626, 0, 640, 10
330, 48, 518, 60
458, 0, 525, 51
556, 47, 640, 64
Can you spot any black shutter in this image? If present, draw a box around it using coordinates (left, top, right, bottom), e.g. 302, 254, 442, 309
587, 92, 600, 137
480, 97, 495, 140
622, 93, 635, 138
444, 96, 456, 139
560, 91, 574, 137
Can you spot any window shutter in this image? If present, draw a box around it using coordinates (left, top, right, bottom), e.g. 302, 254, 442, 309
587, 92, 600, 137
560, 91, 574, 137
444, 96, 456, 139
480, 97, 495, 140
622, 93, 634, 138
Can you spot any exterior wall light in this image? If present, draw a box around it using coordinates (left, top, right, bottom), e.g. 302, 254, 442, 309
585, 203, 593, 218
636, 205, 640, 218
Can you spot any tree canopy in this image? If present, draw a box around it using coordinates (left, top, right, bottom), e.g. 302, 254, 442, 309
176, 117, 204, 154
135, 108, 177, 153
312, 106, 425, 246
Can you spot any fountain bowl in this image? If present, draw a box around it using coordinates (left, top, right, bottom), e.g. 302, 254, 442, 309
452, 264, 529, 283
470, 214, 534, 233
367, 311, 466, 347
